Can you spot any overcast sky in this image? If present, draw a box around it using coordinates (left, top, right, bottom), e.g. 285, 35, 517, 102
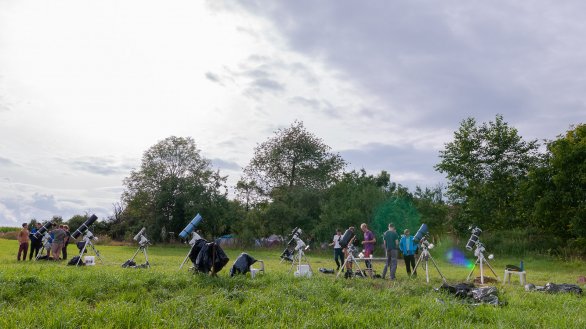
1, 0, 584, 226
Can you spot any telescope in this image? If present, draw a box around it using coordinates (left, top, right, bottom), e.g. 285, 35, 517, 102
134, 227, 146, 241
122, 227, 151, 268
133, 227, 150, 247
413, 224, 428, 242
34, 221, 54, 239
339, 227, 355, 248
71, 214, 98, 239
466, 226, 482, 250
179, 213, 203, 239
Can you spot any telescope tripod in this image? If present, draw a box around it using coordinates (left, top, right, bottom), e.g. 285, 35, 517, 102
124, 244, 150, 268
288, 248, 312, 275
34, 234, 51, 260
411, 244, 446, 283
35, 244, 49, 260
74, 235, 104, 266
466, 242, 498, 284
336, 245, 367, 279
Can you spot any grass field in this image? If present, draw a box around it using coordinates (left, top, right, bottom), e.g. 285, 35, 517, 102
1, 238, 585, 328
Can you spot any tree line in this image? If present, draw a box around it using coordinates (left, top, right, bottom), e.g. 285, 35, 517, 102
43, 118, 586, 256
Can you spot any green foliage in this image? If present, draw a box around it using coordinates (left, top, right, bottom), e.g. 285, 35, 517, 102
435, 115, 541, 231
372, 196, 421, 237
243, 121, 346, 194
118, 136, 230, 241
520, 124, 586, 251
317, 170, 390, 241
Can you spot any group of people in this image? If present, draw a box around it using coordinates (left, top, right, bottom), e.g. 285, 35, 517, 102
330, 223, 418, 280
17, 222, 71, 261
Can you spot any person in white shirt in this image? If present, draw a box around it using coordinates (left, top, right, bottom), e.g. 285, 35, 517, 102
329, 229, 344, 271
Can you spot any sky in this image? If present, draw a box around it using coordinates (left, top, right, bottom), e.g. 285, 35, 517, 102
1, 0, 584, 226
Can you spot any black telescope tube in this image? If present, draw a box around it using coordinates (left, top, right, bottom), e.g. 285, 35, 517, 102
71, 214, 98, 239
34, 221, 53, 239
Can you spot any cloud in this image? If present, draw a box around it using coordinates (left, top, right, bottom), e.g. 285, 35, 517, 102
205, 71, 223, 84
64, 156, 134, 176
211, 158, 241, 171
233, 1, 586, 139
340, 143, 445, 189
0, 156, 16, 167
251, 78, 285, 92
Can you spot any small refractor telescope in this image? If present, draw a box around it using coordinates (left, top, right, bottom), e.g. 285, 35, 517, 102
465, 226, 482, 251
122, 227, 151, 268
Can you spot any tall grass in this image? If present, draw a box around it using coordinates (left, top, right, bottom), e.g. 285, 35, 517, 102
0, 239, 584, 328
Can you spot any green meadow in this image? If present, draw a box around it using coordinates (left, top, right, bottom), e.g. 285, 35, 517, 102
1, 238, 585, 328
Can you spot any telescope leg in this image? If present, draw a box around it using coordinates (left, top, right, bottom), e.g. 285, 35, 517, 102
75, 241, 89, 266
179, 244, 195, 270
336, 255, 363, 279
336, 254, 352, 278
89, 242, 104, 264
129, 247, 142, 263
466, 259, 480, 282
427, 253, 447, 283
35, 246, 45, 261
411, 251, 426, 278
143, 247, 150, 267
483, 258, 498, 279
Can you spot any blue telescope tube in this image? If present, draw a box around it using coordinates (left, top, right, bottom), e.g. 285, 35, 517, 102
413, 223, 428, 242
179, 213, 203, 239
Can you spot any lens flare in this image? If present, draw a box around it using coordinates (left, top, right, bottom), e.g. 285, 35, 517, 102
445, 248, 474, 269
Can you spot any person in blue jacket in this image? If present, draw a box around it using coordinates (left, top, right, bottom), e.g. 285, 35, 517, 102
399, 229, 417, 277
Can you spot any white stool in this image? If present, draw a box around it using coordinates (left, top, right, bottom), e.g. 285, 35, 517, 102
504, 270, 526, 285
249, 260, 265, 278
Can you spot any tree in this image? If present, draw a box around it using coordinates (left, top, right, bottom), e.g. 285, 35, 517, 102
435, 115, 540, 230
521, 124, 586, 249
317, 170, 405, 241
119, 136, 229, 241
244, 121, 346, 195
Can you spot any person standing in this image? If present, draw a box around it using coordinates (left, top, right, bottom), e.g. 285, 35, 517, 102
50, 225, 67, 261
382, 223, 399, 280
329, 229, 344, 271
29, 222, 42, 260
17, 223, 30, 261
360, 223, 376, 271
61, 225, 71, 260
399, 229, 417, 277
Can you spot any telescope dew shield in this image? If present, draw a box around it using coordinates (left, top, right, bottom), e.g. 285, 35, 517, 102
179, 213, 203, 239
34, 221, 53, 239
413, 224, 428, 242
134, 227, 146, 241
71, 214, 98, 239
